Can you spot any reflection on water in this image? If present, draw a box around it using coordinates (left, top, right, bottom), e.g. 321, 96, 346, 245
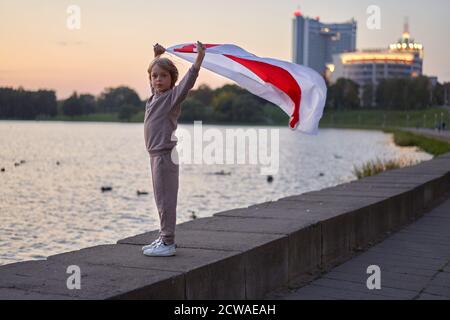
0, 121, 432, 265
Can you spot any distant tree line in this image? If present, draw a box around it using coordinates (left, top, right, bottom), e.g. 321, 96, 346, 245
0, 86, 145, 121
0, 87, 57, 119
61, 86, 143, 121
179, 84, 287, 124
327, 76, 449, 110
1, 75, 448, 122
0, 84, 288, 124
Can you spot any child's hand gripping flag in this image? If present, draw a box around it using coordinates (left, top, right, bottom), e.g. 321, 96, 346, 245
166, 43, 327, 134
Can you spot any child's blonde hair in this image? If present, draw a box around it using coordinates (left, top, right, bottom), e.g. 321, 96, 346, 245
148, 57, 179, 90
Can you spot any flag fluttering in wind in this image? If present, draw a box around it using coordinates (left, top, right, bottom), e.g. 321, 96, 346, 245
166, 43, 327, 134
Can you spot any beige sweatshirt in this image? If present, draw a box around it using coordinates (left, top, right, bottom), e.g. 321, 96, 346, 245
144, 64, 200, 156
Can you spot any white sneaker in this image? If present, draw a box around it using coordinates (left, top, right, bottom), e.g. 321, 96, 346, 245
141, 237, 162, 251
143, 240, 176, 257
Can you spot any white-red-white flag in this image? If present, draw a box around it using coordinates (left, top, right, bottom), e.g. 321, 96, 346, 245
166, 43, 327, 134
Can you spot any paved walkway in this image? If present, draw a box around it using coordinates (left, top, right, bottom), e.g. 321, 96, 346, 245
274, 196, 450, 300
405, 128, 450, 143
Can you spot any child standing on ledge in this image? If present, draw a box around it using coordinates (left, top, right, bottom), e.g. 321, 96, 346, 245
142, 41, 206, 257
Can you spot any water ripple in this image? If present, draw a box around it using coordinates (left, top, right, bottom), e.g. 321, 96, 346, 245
0, 121, 432, 265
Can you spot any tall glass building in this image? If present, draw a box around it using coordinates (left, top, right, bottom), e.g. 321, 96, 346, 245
292, 9, 357, 74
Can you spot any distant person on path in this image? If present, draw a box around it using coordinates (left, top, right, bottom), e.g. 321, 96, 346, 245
142, 41, 205, 257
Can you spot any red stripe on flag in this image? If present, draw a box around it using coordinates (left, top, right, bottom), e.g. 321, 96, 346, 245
174, 43, 222, 53
223, 54, 301, 129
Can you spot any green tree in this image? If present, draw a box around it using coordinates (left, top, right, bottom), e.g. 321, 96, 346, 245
118, 104, 140, 122
211, 90, 235, 122
328, 78, 360, 109
62, 92, 83, 116
98, 86, 142, 113
179, 98, 212, 122
361, 84, 374, 108
79, 94, 97, 114
189, 84, 213, 106
0, 87, 57, 119
231, 93, 265, 123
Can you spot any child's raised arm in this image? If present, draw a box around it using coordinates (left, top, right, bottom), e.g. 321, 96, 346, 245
169, 41, 205, 107
193, 41, 206, 70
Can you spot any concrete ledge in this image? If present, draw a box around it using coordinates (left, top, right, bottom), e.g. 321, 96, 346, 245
0, 152, 449, 299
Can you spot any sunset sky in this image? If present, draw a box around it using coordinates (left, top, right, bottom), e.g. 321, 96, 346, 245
1, 0, 449, 100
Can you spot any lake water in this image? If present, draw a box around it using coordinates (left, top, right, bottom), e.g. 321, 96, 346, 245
0, 121, 432, 265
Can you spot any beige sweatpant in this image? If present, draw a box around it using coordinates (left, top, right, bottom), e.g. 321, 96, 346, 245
149, 150, 179, 246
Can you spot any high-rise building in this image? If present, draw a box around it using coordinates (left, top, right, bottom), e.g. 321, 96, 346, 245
292, 9, 357, 75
